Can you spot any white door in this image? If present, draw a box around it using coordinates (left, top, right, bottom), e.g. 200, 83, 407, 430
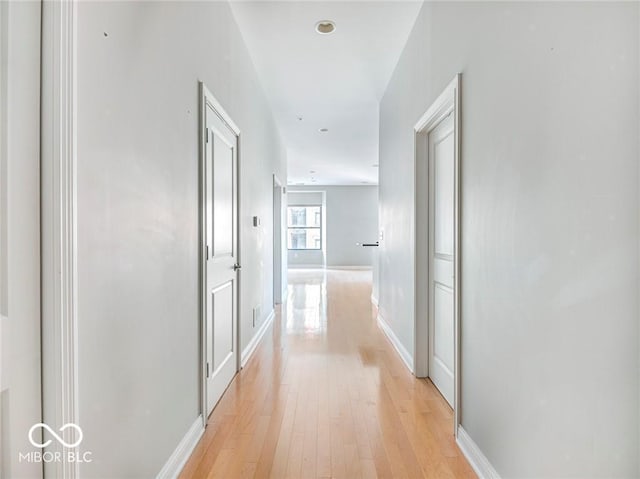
428, 113, 455, 407
204, 100, 239, 416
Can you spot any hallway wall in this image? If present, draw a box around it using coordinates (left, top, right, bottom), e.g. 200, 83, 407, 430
289, 186, 378, 268
76, 2, 286, 476
378, 2, 639, 477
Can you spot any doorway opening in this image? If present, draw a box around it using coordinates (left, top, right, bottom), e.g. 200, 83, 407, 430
286, 190, 327, 270
273, 175, 286, 306
414, 74, 462, 435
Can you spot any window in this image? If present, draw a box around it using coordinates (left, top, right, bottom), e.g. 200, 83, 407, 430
287, 205, 322, 250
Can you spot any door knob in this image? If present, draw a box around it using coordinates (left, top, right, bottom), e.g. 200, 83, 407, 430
233, 263, 241, 271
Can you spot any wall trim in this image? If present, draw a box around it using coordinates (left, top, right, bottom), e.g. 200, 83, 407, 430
370, 295, 379, 307
456, 426, 501, 479
156, 415, 205, 479
288, 264, 325, 269
241, 309, 274, 368
377, 313, 414, 374
289, 265, 372, 271
41, 1, 80, 477
326, 265, 372, 271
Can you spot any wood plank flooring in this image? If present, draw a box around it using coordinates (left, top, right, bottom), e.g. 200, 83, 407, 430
180, 269, 476, 479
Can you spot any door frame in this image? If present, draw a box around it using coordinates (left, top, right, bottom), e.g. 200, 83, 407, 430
198, 82, 241, 425
41, 1, 81, 476
273, 174, 283, 305
413, 74, 462, 435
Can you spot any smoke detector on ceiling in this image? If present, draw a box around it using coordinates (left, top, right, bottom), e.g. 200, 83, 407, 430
315, 20, 336, 35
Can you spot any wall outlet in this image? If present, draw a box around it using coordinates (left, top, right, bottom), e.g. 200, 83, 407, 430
252, 306, 261, 328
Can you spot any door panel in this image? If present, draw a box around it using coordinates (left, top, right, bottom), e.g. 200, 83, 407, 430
212, 281, 234, 373
434, 134, 455, 257
428, 113, 455, 407
434, 284, 454, 373
204, 98, 238, 416
213, 133, 234, 257
433, 257, 453, 289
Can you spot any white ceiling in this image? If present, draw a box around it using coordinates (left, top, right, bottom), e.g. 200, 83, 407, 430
230, 1, 423, 186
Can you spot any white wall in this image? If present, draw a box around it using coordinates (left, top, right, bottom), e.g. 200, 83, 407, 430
0, 2, 42, 477
378, 2, 639, 477
289, 186, 378, 268
75, 2, 285, 476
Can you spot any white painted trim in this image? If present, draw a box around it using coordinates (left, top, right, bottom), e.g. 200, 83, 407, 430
414, 76, 459, 133
413, 73, 462, 435
287, 264, 325, 269
456, 427, 501, 479
241, 309, 274, 368
41, 1, 79, 477
156, 416, 205, 479
377, 313, 414, 374
198, 83, 207, 428
0, 315, 4, 394
0, 0, 6, 327
370, 295, 379, 307
201, 85, 240, 136
326, 265, 372, 271
288, 265, 371, 271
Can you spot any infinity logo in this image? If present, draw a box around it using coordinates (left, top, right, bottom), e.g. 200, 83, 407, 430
28, 423, 83, 449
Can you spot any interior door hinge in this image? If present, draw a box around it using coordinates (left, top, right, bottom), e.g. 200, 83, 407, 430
205, 128, 209, 143
205, 245, 209, 260
206, 362, 210, 378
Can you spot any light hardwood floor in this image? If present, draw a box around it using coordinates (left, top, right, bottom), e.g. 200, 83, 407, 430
180, 269, 476, 479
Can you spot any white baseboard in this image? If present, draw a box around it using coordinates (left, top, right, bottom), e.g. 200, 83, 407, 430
156, 415, 204, 479
326, 265, 372, 271
376, 313, 414, 374
456, 426, 501, 479
288, 264, 325, 269
370, 295, 378, 307
241, 309, 275, 368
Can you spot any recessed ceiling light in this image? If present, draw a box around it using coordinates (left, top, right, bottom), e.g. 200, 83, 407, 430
319, 128, 328, 133
315, 20, 336, 35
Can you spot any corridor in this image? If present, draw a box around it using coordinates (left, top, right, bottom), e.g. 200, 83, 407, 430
180, 270, 475, 479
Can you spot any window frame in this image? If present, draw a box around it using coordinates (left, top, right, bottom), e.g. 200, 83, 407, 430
286, 204, 323, 251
